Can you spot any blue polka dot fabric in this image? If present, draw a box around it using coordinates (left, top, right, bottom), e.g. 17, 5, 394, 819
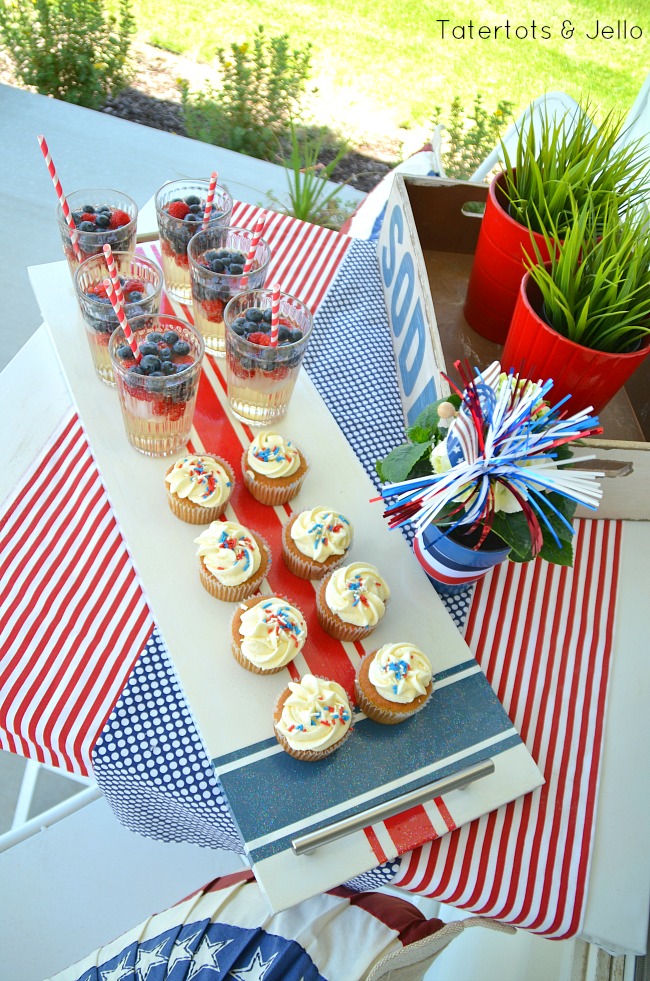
305, 239, 473, 629
92, 628, 244, 852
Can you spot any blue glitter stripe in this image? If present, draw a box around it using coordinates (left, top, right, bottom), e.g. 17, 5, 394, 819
247, 733, 523, 864
434, 659, 480, 681
215, 671, 516, 847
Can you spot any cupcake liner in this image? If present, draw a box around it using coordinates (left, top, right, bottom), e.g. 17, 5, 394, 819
198, 532, 271, 602
230, 594, 304, 674
165, 455, 235, 524
315, 575, 379, 643
241, 445, 309, 506
272, 680, 353, 761
281, 516, 349, 581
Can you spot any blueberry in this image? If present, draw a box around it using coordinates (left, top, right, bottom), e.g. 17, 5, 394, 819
97, 205, 111, 214
127, 290, 143, 302
72, 210, 84, 223
140, 354, 162, 374
204, 249, 219, 263
262, 309, 273, 324
147, 333, 163, 344
162, 361, 176, 375
185, 195, 201, 206
82, 204, 96, 213
278, 325, 292, 342
95, 213, 110, 228
184, 213, 200, 223
210, 259, 226, 273
216, 249, 230, 259
78, 220, 95, 231
188, 203, 202, 214
231, 322, 246, 336
139, 342, 158, 357
229, 263, 243, 275
245, 308, 264, 323
289, 328, 303, 343
158, 345, 172, 361
128, 364, 144, 375
117, 344, 134, 360
163, 330, 179, 345
230, 252, 246, 265
255, 321, 271, 333
173, 339, 191, 356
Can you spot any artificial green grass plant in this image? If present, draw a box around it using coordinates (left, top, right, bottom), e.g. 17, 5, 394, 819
525, 194, 650, 353
501, 101, 650, 235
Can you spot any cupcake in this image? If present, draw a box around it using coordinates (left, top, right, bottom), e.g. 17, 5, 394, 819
241, 432, 308, 506
195, 519, 271, 602
231, 595, 307, 675
355, 643, 434, 725
273, 674, 353, 761
316, 561, 390, 642
165, 454, 234, 524
282, 507, 353, 580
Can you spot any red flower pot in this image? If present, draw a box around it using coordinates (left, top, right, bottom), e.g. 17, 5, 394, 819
464, 171, 552, 344
502, 269, 650, 415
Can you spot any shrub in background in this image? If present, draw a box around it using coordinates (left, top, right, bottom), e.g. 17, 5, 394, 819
180, 26, 312, 161
0, 0, 135, 110
433, 93, 515, 180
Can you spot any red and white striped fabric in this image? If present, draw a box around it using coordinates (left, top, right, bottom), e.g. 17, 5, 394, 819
392, 518, 621, 939
0, 411, 153, 775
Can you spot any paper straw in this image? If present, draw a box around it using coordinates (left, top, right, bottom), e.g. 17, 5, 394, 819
37, 134, 82, 261
241, 211, 267, 279
102, 244, 126, 309
270, 284, 281, 347
201, 171, 218, 230
104, 278, 140, 361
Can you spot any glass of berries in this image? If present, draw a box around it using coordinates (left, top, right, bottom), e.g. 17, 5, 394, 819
57, 188, 138, 277
74, 252, 163, 386
155, 179, 234, 304
188, 225, 272, 357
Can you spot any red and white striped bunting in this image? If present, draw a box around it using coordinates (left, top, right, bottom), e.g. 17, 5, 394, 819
391, 518, 621, 939
0, 411, 153, 775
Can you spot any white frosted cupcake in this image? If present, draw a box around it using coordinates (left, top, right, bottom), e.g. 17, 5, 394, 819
231, 595, 307, 675
316, 561, 390, 642
165, 454, 234, 524
195, 519, 271, 602
282, 507, 353, 580
273, 674, 353, 761
355, 643, 433, 725
241, 432, 308, 506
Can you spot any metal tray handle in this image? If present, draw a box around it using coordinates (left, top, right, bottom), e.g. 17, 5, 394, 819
291, 758, 495, 856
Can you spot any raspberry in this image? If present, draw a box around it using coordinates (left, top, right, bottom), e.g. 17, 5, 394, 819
79, 212, 97, 224
166, 201, 190, 220
122, 278, 145, 294
87, 282, 109, 298
200, 298, 225, 323
247, 332, 272, 346
109, 209, 132, 229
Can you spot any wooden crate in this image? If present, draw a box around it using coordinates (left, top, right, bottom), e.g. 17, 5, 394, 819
377, 174, 650, 521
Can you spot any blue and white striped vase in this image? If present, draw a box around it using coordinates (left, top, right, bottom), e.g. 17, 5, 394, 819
413, 523, 511, 596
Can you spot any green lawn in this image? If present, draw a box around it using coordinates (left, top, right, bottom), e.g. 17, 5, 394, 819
131, 0, 648, 140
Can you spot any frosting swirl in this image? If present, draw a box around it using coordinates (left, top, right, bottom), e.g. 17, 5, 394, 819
367, 643, 433, 703
195, 520, 262, 586
239, 597, 307, 669
166, 455, 232, 508
275, 675, 352, 752
324, 562, 390, 627
246, 432, 301, 479
290, 507, 352, 561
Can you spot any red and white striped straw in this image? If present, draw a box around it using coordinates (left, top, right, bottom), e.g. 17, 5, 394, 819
104, 278, 140, 361
37, 134, 82, 261
270, 284, 281, 347
201, 171, 218, 230
102, 244, 126, 309
241, 211, 267, 282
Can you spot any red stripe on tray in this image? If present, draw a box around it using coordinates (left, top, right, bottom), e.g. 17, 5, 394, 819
364, 826, 388, 865
392, 519, 621, 939
189, 356, 359, 695
0, 412, 153, 774
384, 806, 437, 856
